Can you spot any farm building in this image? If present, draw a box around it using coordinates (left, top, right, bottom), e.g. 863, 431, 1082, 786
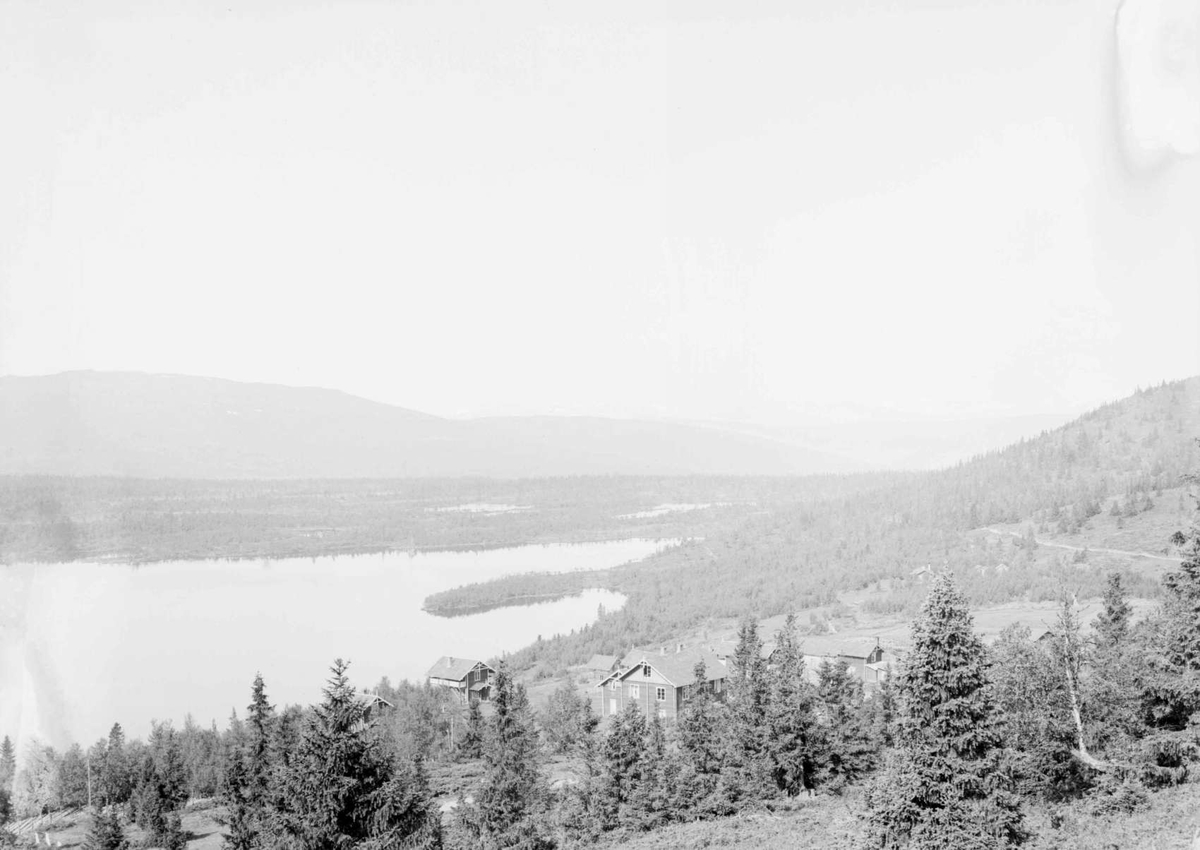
426, 656, 496, 701
595, 644, 728, 721
710, 639, 779, 669
798, 637, 903, 686
583, 654, 619, 676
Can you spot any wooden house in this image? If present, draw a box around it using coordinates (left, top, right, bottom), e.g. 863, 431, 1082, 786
799, 637, 902, 686
583, 654, 619, 676
426, 656, 496, 701
353, 693, 395, 730
594, 644, 728, 721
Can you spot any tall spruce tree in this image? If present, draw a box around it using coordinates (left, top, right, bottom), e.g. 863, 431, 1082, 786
816, 658, 877, 791
457, 699, 485, 761
271, 659, 442, 849
676, 659, 725, 813
223, 753, 257, 850
635, 711, 676, 831
722, 617, 773, 802
0, 736, 14, 793
58, 744, 90, 808
99, 723, 131, 806
246, 673, 275, 808
1085, 579, 1141, 766
862, 572, 1025, 849
600, 704, 648, 829
868, 664, 899, 750
459, 662, 550, 849
130, 722, 188, 849
1094, 574, 1133, 648
767, 614, 822, 796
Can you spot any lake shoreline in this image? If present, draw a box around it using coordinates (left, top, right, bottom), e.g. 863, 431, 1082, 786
0, 539, 661, 748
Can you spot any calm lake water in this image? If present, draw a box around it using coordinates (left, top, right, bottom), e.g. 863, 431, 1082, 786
0, 539, 673, 752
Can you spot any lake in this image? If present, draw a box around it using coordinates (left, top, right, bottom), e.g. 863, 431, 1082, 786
0, 538, 673, 753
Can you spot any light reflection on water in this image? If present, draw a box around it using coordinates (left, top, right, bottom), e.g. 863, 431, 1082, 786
2, 539, 673, 751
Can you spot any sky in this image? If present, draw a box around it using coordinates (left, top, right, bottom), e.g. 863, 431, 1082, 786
1, 0, 1198, 425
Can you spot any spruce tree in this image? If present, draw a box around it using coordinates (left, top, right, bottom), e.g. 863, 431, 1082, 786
816, 658, 877, 791
1085, 582, 1141, 764
600, 704, 648, 829
862, 572, 1025, 849
722, 617, 773, 802
635, 711, 676, 831
676, 659, 725, 813
869, 664, 898, 750
246, 673, 275, 808
0, 736, 14, 793
58, 744, 90, 808
130, 723, 189, 848
273, 659, 442, 849
100, 723, 131, 806
1094, 573, 1133, 648
458, 698, 485, 761
83, 808, 130, 850
767, 614, 822, 796
459, 662, 550, 849
223, 754, 257, 850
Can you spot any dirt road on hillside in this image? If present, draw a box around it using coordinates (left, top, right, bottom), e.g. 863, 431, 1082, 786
982, 527, 1183, 563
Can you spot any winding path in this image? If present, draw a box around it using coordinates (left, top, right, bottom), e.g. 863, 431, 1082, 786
982, 527, 1183, 564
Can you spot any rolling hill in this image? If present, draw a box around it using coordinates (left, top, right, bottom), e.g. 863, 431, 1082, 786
0, 371, 867, 478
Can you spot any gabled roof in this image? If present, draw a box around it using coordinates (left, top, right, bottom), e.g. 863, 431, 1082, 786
710, 640, 739, 658
426, 656, 493, 681
584, 654, 619, 671
711, 639, 777, 661
615, 646, 728, 688
799, 638, 885, 660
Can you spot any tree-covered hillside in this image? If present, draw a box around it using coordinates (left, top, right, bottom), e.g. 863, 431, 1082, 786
506, 379, 1198, 675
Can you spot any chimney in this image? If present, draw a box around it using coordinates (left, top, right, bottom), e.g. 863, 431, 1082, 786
660, 646, 666, 656
449, 656, 454, 666
676, 643, 683, 653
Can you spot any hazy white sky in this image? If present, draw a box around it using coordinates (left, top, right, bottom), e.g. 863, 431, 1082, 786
1, 0, 1197, 423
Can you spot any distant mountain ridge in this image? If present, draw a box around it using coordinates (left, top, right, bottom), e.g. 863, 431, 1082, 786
0, 372, 869, 478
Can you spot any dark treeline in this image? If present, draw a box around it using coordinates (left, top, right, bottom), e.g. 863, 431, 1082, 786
0, 473, 890, 565
422, 569, 619, 617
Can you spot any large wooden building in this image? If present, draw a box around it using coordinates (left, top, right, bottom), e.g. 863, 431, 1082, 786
594, 645, 728, 720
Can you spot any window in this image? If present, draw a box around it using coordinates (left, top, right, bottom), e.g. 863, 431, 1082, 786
630, 684, 640, 699
610, 680, 619, 691
642, 663, 651, 677
656, 687, 666, 702
714, 679, 722, 693
658, 708, 666, 719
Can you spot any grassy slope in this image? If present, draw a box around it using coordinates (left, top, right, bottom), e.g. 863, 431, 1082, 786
586, 782, 1200, 850
13, 779, 1198, 849
2, 803, 226, 849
